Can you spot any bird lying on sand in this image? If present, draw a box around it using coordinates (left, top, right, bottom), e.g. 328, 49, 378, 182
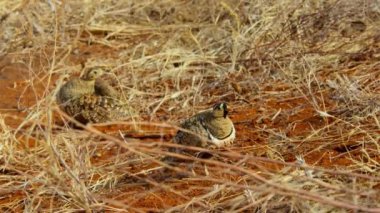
56, 67, 129, 123
165, 102, 235, 163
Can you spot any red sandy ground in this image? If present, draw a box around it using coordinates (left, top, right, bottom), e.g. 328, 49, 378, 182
0, 44, 372, 211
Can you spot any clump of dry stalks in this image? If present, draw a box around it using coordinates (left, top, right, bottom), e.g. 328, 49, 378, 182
0, 0, 380, 212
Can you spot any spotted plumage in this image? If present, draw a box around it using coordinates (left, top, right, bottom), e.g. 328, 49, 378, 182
63, 94, 128, 123
56, 67, 130, 123
166, 102, 235, 162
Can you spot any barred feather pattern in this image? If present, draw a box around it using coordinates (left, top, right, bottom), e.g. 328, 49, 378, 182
56, 68, 129, 123
62, 94, 128, 123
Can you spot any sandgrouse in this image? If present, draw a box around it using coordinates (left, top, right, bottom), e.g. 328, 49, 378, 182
56, 67, 128, 123
168, 102, 235, 161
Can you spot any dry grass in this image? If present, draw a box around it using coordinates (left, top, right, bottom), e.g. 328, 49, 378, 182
1, 0, 380, 212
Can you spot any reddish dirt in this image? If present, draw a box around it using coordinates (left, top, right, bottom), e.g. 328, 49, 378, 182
0, 45, 376, 211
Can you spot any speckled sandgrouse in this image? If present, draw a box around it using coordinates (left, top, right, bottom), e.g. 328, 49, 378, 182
167, 102, 235, 161
56, 67, 129, 123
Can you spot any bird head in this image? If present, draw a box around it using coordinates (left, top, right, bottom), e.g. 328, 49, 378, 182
212, 102, 228, 118
82, 67, 107, 81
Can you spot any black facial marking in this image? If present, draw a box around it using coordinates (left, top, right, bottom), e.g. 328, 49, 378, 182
213, 102, 228, 118
222, 103, 228, 118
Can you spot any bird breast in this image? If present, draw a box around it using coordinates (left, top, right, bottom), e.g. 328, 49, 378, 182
203, 117, 235, 147
57, 79, 95, 104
